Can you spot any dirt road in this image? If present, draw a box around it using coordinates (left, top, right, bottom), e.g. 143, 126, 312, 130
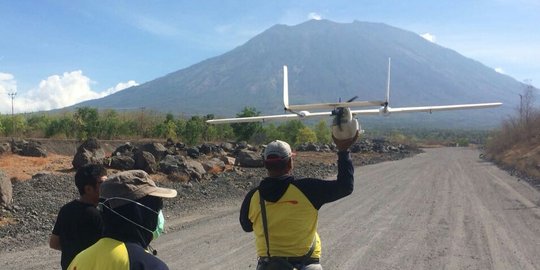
2, 148, 539, 269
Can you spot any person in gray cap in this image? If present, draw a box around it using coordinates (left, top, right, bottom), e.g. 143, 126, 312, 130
68, 170, 177, 270
240, 133, 358, 270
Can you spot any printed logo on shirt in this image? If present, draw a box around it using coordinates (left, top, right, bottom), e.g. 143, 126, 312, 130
268, 200, 298, 205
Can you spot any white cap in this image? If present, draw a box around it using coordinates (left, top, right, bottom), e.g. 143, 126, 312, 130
264, 140, 293, 160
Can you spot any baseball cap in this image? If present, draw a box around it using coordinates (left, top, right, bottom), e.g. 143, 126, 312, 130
101, 170, 177, 208
264, 140, 294, 160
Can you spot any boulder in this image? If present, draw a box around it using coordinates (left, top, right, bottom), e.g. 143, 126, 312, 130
219, 156, 236, 165
220, 142, 235, 152
182, 160, 206, 181
109, 156, 135, 170
320, 144, 332, 152
159, 154, 186, 174
186, 147, 200, 158
235, 149, 264, 168
199, 143, 217, 155
112, 142, 138, 157
78, 138, 101, 151
175, 142, 186, 150
72, 138, 106, 169
0, 170, 13, 210
0, 143, 11, 155
202, 158, 226, 174
20, 141, 47, 157
133, 151, 157, 174
11, 140, 47, 157
165, 138, 175, 147
140, 143, 168, 162
302, 142, 321, 152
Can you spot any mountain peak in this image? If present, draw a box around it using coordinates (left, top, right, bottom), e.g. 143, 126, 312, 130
73, 19, 525, 128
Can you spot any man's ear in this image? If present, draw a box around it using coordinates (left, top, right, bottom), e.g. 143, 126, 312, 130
287, 158, 293, 171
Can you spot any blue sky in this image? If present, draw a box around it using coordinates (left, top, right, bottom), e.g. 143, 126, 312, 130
1, 0, 539, 113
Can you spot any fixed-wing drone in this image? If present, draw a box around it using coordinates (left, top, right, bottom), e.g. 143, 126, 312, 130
206, 59, 502, 128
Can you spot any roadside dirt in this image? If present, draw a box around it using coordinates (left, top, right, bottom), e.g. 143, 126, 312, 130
0, 154, 73, 181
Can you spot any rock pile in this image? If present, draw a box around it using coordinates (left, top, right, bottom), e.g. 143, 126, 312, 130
70, 138, 414, 184
296, 139, 411, 154
2, 139, 48, 157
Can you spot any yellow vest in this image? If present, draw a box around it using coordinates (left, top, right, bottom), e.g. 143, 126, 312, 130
68, 238, 130, 270
248, 185, 321, 258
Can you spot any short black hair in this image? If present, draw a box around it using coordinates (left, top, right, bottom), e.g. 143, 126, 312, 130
75, 164, 107, 195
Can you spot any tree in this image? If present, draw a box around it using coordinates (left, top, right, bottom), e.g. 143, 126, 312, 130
2, 115, 27, 136
213, 123, 235, 141
519, 81, 536, 140
0, 115, 5, 135
183, 116, 205, 145
296, 126, 317, 143
98, 110, 122, 139
277, 120, 305, 145
45, 116, 76, 139
250, 123, 282, 145
25, 114, 51, 137
231, 107, 262, 141
152, 113, 177, 139
175, 118, 187, 141
73, 107, 99, 139
314, 119, 331, 143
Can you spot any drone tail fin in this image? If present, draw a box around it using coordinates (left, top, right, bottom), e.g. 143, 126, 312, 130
283, 65, 290, 111
386, 57, 391, 106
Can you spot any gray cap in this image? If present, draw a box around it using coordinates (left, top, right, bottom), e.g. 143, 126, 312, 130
264, 140, 293, 160
101, 170, 177, 208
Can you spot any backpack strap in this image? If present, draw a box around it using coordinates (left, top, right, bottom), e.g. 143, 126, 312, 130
301, 237, 316, 265
259, 188, 316, 262
259, 190, 271, 257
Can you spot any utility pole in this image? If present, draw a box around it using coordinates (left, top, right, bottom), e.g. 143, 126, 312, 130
8, 91, 17, 136
140, 106, 146, 137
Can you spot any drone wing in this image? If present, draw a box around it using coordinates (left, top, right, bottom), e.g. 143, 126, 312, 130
386, 103, 502, 113
349, 102, 503, 116
206, 111, 333, 124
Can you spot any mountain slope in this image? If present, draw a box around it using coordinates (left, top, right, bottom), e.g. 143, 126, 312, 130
74, 20, 527, 128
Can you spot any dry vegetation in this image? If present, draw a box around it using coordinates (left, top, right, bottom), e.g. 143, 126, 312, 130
485, 86, 540, 179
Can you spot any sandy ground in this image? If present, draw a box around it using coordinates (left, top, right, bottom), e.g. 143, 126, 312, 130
2, 147, 539, 269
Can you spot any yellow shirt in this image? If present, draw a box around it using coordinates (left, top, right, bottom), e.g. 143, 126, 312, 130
248, 185, 321, 258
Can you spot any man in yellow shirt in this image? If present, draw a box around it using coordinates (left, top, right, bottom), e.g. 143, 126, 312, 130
240, 133, 358, 270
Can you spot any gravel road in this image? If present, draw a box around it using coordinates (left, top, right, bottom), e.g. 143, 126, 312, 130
2, 147, 539, 269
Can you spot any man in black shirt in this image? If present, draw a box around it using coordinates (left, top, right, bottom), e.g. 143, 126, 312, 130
49, 164, 107, 270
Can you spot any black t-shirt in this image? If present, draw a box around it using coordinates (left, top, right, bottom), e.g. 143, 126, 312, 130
52, 200, 103, 270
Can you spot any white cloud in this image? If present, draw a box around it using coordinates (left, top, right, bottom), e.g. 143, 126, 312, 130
308, 12, 322, 20
105, 80, 138, 95
0, 72, 14, 81
0, 72, 17, 113
0, 71, 138, 114
420, 33, 436, 43
495, 67, 505, 74
0, 72, 16, 93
